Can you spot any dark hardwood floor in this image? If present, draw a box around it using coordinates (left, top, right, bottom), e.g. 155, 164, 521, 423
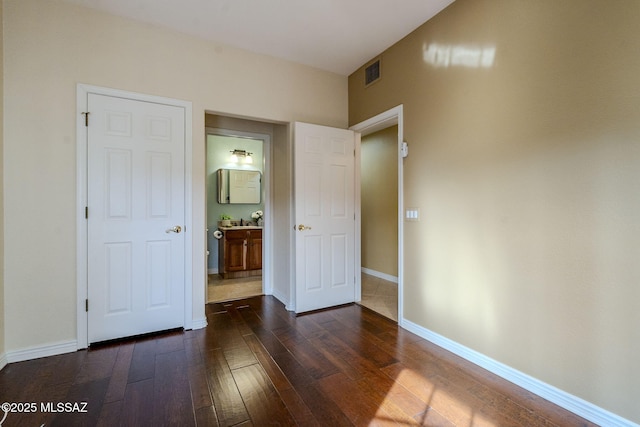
0, 296, 595, 426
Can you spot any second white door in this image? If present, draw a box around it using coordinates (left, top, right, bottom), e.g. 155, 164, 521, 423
294, 122, 356, 313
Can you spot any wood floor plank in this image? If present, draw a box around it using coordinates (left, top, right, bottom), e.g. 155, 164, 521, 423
74, 346, 119, 383
0, 358, 50, 400
202, 316, 225, 351
234, 305, 264, 331
290, 314, 328, 340
386, 346, 558, 427
96, 400, 123, 427
273, 326, 340, 380
276, 387, 322, 427
238, 308, 291, 356
127, 337, 158, 384
383, 362, 526, 427
330, 304, 396, 338
206, 301, 228, 315
232, 363, 297, 426
307, 332, 364, 381
360, 368, 432, 421
414, 410, 457, 427
226, 304, 255, 336
184, 331, 206, 366
153, 350, 195, 426
205, 348, 250, 427
356, 375, 434, 427
243, 334, 320, 424
301, 309, 338, 325
195, 405, 220, 427
380, 362, 438, 406
49, 350, 90, 386
359, 328, 426, 363
270, 351, 353, 426
188, 362, 214, 410
222, 343, 259, 371
246, 298, 291, 332
309, 332, 429, 422
309, 326, 392, 380
209, 309, 248, 350
316, 372, 401, 426
49, 377, 110, 427
103, 342, 135, 403
320, 319, 399, 368
154, 330, 186, 355
243, 333, 293, 392
121, 378, 155, 427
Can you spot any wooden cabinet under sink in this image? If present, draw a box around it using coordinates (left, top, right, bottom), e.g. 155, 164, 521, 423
218, 228, 262, 279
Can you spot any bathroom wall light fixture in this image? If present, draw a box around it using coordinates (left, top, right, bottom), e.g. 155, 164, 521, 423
230, 149, 253, 164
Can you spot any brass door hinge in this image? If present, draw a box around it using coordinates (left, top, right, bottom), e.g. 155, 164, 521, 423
81, 112, 90, 127
85, 299, 89, 312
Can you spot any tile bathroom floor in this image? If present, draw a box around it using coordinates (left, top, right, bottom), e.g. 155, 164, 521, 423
359, 273, 398, 321
207, 274, 262, 303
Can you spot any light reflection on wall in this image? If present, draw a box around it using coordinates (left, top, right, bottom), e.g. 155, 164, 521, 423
423, 43, 496, 68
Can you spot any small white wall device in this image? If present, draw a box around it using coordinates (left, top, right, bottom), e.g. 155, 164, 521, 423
401, 141, 409, 158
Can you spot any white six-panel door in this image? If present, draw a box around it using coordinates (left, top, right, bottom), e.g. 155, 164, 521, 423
87, 93, 185, 343
294, 122, 356, 313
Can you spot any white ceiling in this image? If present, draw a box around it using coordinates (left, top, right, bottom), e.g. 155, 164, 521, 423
60, 0, 455, 75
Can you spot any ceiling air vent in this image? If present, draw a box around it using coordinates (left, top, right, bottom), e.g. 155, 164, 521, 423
365, 58, 381, 87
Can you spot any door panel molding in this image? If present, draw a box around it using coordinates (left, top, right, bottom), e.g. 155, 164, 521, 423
77, 84, 195, 349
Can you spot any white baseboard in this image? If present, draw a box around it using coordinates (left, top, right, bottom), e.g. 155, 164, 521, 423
2, 323, 213, 369
5, 340, 78, 364
401, 318, 637, 427
190, 317, 208, 330
0, 351, 8, 371
207, 268, 218, 275
361, 267, 398, 283
272, 288, 292, 311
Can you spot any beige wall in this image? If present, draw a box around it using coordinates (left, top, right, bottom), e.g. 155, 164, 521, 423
349, 0, 640, 423
272, 124, 292, 304
3, 0, 346, 352
361, 126, 398, 277
0, 0, 5, 359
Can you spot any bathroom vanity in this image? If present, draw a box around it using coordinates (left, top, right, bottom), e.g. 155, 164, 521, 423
218, 226, 262, 279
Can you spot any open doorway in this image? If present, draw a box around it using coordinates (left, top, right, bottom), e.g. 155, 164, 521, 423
352, 105, 404, 323
359, 125, 399, 320
205, 122, 270, 303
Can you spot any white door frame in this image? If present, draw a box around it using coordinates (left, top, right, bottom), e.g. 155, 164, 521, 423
350, 105, 404, 324
205, 127, 273, 297
76, 84, 194, 349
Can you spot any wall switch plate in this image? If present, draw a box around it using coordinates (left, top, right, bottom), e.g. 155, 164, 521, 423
405, 208, 420, 221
